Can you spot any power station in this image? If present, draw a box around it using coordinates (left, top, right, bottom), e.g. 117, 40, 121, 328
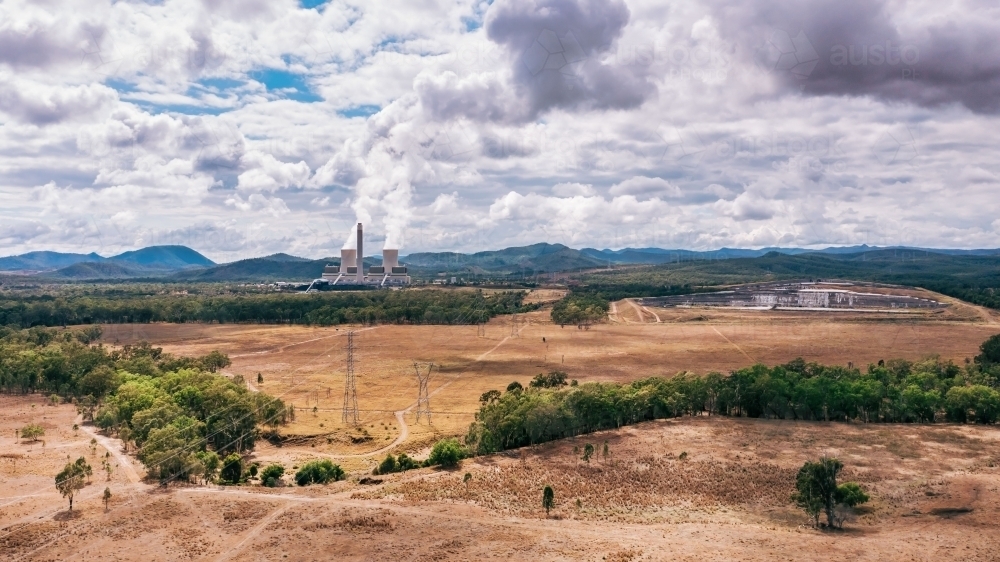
313, 223, 410, 288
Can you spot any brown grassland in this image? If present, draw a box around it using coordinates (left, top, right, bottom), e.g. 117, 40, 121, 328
2, 287, 1000, 560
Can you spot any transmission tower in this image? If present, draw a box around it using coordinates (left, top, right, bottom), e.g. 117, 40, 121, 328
477, 323, 486, 338
511, 313, 518, 337
342, 331, 359, 425
413, 362, 433, 424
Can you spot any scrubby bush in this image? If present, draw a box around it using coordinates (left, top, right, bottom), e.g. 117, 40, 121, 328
219, 453, 243, 484
295, 460, 344, 486
396, 453, 419, 471
260, 464, 285, 487
376, 454, 398, 475
19, 423, 44, 442
427, 438, 466, 468
542, 485, 555, 516
529, 371, 568, 388
375, 452, 420, 475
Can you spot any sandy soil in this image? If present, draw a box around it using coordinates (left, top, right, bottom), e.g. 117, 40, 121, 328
3, 395, 998, 562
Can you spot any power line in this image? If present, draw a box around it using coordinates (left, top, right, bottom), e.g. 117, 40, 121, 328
342, 330, 359, 425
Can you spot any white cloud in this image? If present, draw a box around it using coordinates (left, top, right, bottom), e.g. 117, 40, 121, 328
608, 176, 681, 198
0, 78, 118, 125
552, 182, 596, 196
0, 0, 998, 261
225, 193, 291, 217
237, 151, 311, 192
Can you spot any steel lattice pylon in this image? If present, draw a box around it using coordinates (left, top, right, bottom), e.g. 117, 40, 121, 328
342, 331, 359, 425
413, 362, 434, 424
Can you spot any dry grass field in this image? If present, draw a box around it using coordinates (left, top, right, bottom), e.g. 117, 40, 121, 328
93, 286, 1000, 471
2, 395, 999, 561
3, 287, 1000, 560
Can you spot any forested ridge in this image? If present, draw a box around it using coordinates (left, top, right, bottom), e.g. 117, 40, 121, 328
0, 289, 536, 328
466, 335, 1000, 454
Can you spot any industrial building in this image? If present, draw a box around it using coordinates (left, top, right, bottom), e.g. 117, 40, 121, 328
640, 281, 946, 311
310, 223, 410, 289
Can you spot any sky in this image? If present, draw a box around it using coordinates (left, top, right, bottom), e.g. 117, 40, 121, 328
1, 0, 998, 262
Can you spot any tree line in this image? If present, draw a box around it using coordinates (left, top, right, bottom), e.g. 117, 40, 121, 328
0, 325, 288, 483
0, 290, 536, 328
466, 335, 1000, 454
550, 284, 720, 325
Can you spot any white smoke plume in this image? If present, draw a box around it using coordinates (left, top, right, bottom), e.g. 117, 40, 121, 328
314, 0, 646, 253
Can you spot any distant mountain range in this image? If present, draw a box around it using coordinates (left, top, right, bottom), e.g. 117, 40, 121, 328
2, 243, 999, 282
0, 246, 215, 280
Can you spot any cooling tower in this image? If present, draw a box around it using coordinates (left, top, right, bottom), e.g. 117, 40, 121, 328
340, 249, 356, 274
382, 249, 399, 269
356, 223, 364, 283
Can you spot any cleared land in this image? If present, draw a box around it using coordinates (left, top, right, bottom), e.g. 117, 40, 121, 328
95, 287, 1000, 470
4, 287, 999, 559
2, 395, 999, 561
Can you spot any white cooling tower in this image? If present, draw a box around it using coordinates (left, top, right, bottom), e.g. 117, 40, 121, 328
382, 249, 399, 269
340, 249, 356, 274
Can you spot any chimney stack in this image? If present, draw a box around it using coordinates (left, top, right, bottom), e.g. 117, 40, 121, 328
356, 222, 364, 284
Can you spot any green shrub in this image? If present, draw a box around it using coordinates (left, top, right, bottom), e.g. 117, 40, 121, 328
376, 454, 398, 475
529, 371, 568, 388
396, 453, 419, 471
219, 453, 243, 484
427, 438, 466, 468
260, 464, 285, 487
836, 482, 870, 507
294, 460, 344, 486
376, 452, 421, 474
19, 423, 45, 441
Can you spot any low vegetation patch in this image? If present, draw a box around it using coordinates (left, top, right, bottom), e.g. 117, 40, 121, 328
295, 460, 345, 486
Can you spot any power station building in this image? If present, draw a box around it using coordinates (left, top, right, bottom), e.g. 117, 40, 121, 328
318, 223, 410, 287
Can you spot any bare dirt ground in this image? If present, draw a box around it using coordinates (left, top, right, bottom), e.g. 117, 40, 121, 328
3, 395, 999, 561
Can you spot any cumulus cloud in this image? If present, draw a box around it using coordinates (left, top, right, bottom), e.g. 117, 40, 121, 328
485, 0, 655, 119
0, 79, 118, 125
0, 221, 50, 245
711, 0, 1000, 113
2, 0, 1000, 260
237, 151, 311, 192
552, 182, 596, 196
609, 176, 682, 198
225, 193, 291, 217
